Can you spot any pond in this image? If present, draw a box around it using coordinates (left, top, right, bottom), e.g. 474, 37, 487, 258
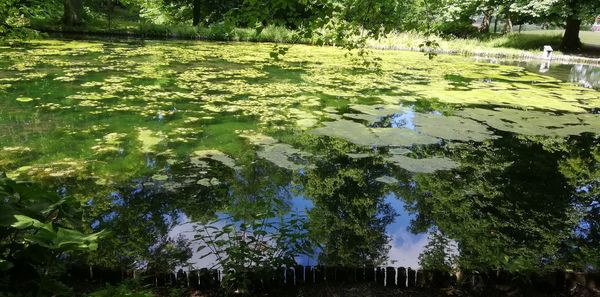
0, 39, 599, 272
476, 56, 600, 90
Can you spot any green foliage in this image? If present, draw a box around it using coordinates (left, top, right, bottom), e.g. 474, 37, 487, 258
194, 211, 312, 294
418, 228, 456, 272
0, 173, 106, 295
402, 135, 595, 272
557, 135, 600, 270
299, 137, 399, 267
0, 0, 41, 39
86, 185, 192, 274
487, 32, 562, 50
87, 281, 155, 297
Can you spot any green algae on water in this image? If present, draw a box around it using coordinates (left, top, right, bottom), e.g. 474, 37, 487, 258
0, 39, 598, 187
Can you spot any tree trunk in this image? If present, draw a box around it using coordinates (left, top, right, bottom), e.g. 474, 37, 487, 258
108, 0, 114, 33
63, 0, 84, 26
493, 15, 498, 33
479, 9, 493, 33
503, 17, 512, 33
560, 16, 582, 51
192, 0, 201, 26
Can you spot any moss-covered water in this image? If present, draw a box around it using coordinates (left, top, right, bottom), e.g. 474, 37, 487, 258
1, 39, 599, 271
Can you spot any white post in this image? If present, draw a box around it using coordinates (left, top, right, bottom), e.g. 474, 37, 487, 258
543, 45, 553, 60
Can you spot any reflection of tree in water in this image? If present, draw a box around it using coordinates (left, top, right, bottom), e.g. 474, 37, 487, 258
84, 130, 600, 275
569, 64, 600, 89
403, 133, 600, 272
556, 134, 600, 269
87, 181, 192, 274
300, 137, 401, 266
87, 157, 302, 277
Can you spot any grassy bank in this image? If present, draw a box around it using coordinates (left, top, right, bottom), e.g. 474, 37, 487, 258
30, 19, 600, 63
31, 19, 307, 43
369, 31, 600, 63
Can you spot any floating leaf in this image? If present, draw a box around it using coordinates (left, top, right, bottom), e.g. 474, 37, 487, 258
192, 150, 238, 170
16, 97, 33, 102
375, 176, 399, 184
386, 155, 458, 173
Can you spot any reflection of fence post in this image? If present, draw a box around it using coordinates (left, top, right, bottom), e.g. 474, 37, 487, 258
375, 267, 385, 286
416, 269, 426, 287
397, 267, 407, 288
566, 271, 587, 291
286, 267, 295, 287
315, 265, 325, 283
63, 265, 600, 292
365, 265, 375, 283
189, 270, 199, 288
339, 266, 355, 283
407, 268, 416, 287
386, 267, 396, 287
294, 265, 305, 285
306, 266, 314, 284
199, 268, 209, 289
325, 266, 334, 282
588, 272, 600, 291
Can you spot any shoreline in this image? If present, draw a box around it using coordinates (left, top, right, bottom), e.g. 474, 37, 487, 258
370, 44, 600, 65
18, 27, 600, 66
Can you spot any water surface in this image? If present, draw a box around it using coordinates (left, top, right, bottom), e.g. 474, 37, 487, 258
1, 39, 599, 271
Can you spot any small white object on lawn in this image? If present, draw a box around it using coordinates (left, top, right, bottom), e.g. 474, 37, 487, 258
543, 45, 553, 60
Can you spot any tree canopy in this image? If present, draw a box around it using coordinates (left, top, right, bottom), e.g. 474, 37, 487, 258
2, 0, 599, 52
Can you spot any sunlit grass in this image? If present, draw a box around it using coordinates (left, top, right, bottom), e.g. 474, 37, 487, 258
369, 31, 564, 56
521, 30, 600, 47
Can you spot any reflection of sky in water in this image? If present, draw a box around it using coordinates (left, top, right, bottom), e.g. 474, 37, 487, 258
389, 110, 416, 130
170, 192, 428, 269
384, 194, 428, 268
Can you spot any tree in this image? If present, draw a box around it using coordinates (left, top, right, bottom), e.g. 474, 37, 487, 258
63, 0, 84, 26
192, 0, 200, 25
0, 0, 55, 39
511, 0, 600, 51
141, 0, 242, 26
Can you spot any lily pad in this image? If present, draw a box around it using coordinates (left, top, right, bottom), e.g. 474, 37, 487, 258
375, 176, 399, 184
386, 155, 458, 173
16, 97, 33, 102
240, 131, 313, 170
413, 113, 496, 142
152, 174, 169, 181
257, 143, 313, 171
192, 150, 238, 170
137, 128, 164, 153
197, 177, 221, 187
311, 119, 439, 147
458, 108, 600, 137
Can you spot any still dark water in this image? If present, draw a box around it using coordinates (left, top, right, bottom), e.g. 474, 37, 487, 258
0, 39, 599, 272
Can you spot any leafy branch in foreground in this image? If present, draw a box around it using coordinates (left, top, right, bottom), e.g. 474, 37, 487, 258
0, 173, 106, 296
194, 210, 313, 295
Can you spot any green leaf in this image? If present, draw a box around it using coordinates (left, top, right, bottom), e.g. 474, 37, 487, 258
0, 259, 14, 271
11, 214, 53, 232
